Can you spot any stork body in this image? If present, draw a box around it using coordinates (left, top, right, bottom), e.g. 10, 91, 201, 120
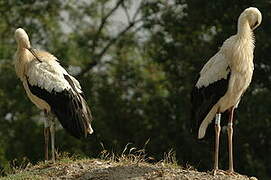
191, 7, 261, 174
14, 28, 93, 162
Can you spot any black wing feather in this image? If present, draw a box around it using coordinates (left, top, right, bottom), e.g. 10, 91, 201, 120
190, 70, 231, 138
27, 78, 92, 139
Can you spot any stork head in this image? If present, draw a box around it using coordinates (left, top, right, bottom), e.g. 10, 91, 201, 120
15, 28, 31, 49
239, 7, 262, 30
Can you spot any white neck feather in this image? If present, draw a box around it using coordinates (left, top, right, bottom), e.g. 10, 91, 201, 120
17, 40, 31, 50
237, 18, 253, 40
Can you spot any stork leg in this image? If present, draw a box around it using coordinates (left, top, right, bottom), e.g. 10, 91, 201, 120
50, 117, 56, 163
44, 111, 50, 161
213, 113, 221, 175
227, 107, 234, 174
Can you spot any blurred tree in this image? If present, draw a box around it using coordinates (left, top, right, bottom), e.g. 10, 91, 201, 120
0, 0, 270, 179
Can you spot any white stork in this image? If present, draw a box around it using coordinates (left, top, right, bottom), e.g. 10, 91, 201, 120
14, 28, 94, 162
191, 7, 261, 175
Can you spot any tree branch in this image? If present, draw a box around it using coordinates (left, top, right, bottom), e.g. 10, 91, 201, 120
122, 3, 131, 24
91, 0, 125, 53
97, 18, 142, 60
78, 18, 143, 77
132, 0, 144, 21
77, 0, 145, 77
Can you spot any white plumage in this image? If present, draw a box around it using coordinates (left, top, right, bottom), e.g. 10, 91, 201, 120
196, 53, 230, 89
196, 7, 260, 139
27, 58, 80, 93
191, 7, 261, 175
14, 28, 93, 162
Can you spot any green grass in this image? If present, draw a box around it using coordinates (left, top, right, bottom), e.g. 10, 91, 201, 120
0, 171, 42, 180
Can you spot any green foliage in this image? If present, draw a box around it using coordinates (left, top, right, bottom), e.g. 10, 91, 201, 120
0, 0, 270, 179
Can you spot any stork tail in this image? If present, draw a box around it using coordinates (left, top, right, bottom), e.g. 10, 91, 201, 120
198, 106, 217, 139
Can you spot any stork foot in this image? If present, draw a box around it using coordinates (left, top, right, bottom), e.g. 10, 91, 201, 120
225, 169, 239, 176
212, 169, 226, 176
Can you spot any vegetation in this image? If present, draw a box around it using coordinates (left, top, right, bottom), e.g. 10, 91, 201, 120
0, 0, 270, 179
0, 151, 258, 180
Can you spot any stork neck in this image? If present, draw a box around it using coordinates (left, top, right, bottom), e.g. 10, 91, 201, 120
16, 38, 31, 51
16, 45, 27, 56
237, 19, 253, 39
17, 44, 25, 51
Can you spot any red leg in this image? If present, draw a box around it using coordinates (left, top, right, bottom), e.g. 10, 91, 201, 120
44, 126, 49, 161
213, 113, 221, 175
50, 117, 56, 163
227, 107, 234, 174
44, 111, 50, 161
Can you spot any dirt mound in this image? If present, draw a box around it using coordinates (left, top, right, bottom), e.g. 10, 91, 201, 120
1, 158, 258, 180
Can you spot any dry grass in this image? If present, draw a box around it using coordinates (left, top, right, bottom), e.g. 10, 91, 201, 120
0, 144, 258, 180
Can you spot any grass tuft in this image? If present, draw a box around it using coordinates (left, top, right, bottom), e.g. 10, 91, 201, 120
0, 141, 257, 180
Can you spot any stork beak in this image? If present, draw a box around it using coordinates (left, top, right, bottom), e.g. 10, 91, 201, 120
27, 47, 42, 62
251, 21, 259, 30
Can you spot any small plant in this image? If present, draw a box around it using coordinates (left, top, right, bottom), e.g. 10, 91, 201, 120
98, 138, 155, 165
0, 165, 6, 177
9, 157, 31, 174
162, 149, 177, 165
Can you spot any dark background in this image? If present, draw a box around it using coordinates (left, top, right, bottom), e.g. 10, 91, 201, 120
0, 0, 270, 179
